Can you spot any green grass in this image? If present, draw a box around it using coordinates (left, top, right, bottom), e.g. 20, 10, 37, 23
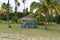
0, 23, 60, 38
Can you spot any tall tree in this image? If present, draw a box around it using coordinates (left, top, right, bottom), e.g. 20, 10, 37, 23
14, 0, 20, 23
22, 0, 26, 10
22, 0, 27, 15
7, 0, 11, 28
30, 0, 60, 29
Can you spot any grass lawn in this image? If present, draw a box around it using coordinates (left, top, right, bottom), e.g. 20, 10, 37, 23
0, 23, 60, 40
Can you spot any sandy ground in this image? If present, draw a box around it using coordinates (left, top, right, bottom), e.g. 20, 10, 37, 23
0, 33, 60, 40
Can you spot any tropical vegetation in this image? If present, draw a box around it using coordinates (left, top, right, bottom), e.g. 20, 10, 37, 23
0, 0, 60, 29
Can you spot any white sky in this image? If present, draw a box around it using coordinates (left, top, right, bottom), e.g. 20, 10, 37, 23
0, 0, 39, 12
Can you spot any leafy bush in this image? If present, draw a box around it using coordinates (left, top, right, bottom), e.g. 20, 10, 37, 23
18, 20, 21, 24
57, 15, 60, 24
0, 20, 4, 23
36, 21, 44, 25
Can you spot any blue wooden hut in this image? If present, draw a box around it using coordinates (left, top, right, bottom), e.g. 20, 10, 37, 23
20, 15, 36, 28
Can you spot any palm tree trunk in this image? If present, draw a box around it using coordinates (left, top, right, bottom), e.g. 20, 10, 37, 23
56, 13, 58, 24
50, 10, 53, 25
23, 0, 25, 10
7, 13, 11, 28
7, 0, 11, 28
15, 2, 18, 24
24, 2, 25, 10
45, 12, 49, 29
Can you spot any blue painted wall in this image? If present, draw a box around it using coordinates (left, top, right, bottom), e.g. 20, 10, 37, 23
21, 20, 36, 28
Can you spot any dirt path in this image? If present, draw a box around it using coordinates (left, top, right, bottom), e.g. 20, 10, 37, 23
0, 33, 60, 40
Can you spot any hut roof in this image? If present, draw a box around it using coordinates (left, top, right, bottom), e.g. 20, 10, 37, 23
20, 15, 36, 20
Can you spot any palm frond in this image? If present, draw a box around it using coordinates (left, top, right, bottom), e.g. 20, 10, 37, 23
52, 4, 60, 15
30, 1, 41, 12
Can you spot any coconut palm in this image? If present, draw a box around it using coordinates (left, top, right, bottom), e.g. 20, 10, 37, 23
7, 0, 11, 28
0, 1, 11, 28
30, 0, 60, 29
1, 1, 12, 28
22, 0, 26, 10
14, 0, 20, 24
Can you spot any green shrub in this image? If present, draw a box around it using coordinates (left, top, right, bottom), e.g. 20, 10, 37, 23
0, 20, 4, 23
11, 21, 15, 24
18, 20, 21, 24
36, 21, 44, 25
57, 15, 60, 24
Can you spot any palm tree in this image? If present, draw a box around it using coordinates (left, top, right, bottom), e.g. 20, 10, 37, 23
30, 0, 60, 29
22, 0, 26, 10
7, 0, 11, 28
14, 0, 20, 24
0, 1, 11, 28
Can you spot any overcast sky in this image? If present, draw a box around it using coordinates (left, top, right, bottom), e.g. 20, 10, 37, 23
0, 0, 39, 12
